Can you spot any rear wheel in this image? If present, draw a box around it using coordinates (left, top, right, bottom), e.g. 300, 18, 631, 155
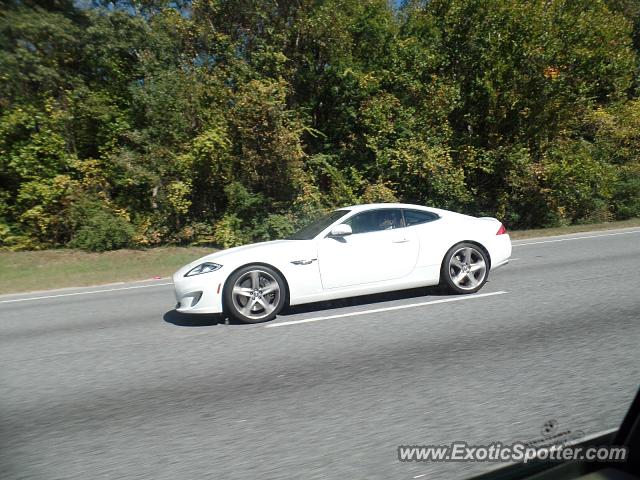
441, 243, 489, 294
224, 265, 286, 323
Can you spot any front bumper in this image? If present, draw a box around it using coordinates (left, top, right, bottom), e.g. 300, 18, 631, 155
172, 270, 225, 314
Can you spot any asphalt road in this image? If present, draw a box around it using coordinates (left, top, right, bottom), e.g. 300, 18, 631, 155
2, 229, 640, 480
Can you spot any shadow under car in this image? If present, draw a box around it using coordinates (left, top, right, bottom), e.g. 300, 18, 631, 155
164, 284, 452, 327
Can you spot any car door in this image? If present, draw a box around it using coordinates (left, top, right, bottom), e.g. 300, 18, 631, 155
401, 208, 446, 268
317, 208, 419, 289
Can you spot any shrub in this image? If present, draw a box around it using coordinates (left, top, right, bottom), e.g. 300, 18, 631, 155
69, 210, 134, 252
212, 214, 250, 249
361, 181, 398, 203
612, 163, 640, 219
540, 141, 616, 224
67, 199, 134, 251
251, 213, 296, 241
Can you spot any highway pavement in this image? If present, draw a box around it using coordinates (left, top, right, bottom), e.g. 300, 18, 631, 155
1, 228, 640, 479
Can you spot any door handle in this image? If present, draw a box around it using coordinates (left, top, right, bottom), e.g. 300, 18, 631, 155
392, 238, 409, 243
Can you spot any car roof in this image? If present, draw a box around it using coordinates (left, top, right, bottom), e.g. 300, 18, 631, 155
340, 203, 442, 213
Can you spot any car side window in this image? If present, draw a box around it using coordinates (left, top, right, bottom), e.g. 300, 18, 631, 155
345, 209, 403, 234
403, 209, 439, 226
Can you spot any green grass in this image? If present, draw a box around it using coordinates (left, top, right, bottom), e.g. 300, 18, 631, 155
508, 217, 640, 240
1, 217, 638, 295
0, 247, 213, 295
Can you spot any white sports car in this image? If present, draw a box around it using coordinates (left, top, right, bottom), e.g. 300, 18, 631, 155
172, 203, 511, 323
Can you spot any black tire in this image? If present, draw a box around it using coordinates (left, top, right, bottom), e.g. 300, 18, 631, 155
441, 242, 489, 294
224, 264, 287, 323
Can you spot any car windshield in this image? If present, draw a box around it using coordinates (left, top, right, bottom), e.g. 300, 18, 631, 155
287, 210, 349, 240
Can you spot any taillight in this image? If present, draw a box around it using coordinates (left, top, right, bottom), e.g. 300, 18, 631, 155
496, 223, 507, 235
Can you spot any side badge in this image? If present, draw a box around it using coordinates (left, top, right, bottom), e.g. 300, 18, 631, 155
291, 259, 317, 266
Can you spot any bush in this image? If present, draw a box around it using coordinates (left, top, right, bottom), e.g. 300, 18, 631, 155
69, 210, 134, 251
212, 214, 250, 249
612, 163, 640, 219
14, 175, 79, 246
251, 213, 296, 241
540, 141, 616, 224
361, 181, 398, 203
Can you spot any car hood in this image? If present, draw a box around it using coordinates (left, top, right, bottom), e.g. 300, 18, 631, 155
176, 239, 313, 277
201, 239, 294, 262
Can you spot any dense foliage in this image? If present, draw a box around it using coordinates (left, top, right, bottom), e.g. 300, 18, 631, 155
1, 0, 639, 250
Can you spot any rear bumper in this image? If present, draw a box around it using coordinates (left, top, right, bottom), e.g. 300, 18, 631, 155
492, 258, 509, 269
487, 234, 512, 271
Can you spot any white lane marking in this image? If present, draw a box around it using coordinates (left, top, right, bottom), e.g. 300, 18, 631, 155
265, 291, 508, 328
513, 229, 640, 247
0, 282, 173, 304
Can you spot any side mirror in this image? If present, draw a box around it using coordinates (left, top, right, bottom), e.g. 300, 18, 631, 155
329, 224, 352, 237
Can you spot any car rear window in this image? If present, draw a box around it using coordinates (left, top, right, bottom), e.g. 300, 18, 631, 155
403, 209, 439, 226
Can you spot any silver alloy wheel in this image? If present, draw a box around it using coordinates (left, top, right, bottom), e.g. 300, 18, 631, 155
231, 269, 281, 321
448, 246, 487, 291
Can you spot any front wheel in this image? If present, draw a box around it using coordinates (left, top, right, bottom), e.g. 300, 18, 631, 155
441, 243, 489, 294
224, 265, 286, 323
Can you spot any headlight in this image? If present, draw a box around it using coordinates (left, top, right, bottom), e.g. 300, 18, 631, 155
184, 262, 222, 277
